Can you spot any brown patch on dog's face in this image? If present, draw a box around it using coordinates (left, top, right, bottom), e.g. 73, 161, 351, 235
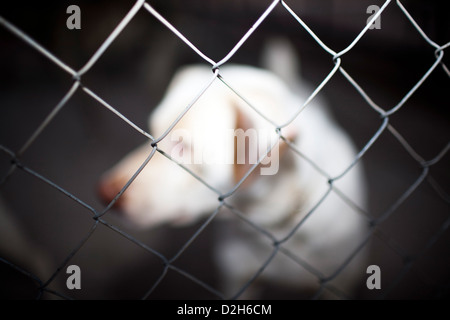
232, 103, 297, 188
233, 105, 255, 187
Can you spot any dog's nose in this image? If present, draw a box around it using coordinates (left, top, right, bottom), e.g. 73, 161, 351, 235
97, 175, 127, 209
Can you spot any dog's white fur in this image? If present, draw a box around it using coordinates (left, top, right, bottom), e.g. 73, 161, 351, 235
99, 42, 368, 298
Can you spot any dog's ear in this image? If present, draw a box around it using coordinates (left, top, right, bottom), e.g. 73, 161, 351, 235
232, 105, 297, 186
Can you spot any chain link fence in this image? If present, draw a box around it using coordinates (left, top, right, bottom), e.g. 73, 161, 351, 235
0, 0, 449, 299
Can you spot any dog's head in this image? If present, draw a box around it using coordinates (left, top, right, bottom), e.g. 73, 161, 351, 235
98, 65, 297, 228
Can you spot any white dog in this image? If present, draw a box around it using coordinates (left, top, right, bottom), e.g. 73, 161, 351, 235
98, 41, 369, 299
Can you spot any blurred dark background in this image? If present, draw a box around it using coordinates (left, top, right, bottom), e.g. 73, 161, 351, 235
0, 0, 448, 299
